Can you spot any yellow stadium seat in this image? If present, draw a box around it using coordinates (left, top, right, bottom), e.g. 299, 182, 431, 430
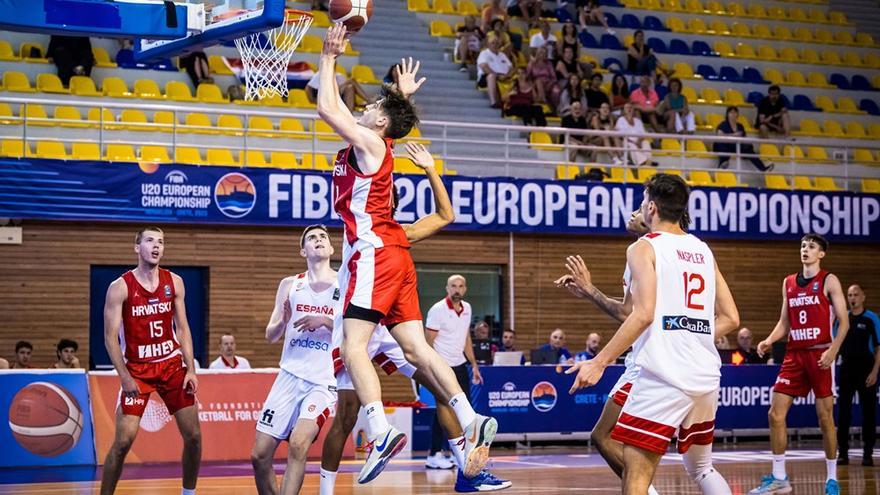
311, 11, 332, 27
723, 89, 747, 106
270, 151, 300, 169
299, 34, 322, 53
816, 96, 837, 113
726, 2, 745, 16
302, 154, 333, 171
19, 42, 46, 62
667, 17, 687, 33
197, 83, 226, 103
737, 116, 755, 133
759, 143, 782, 161
217, 115, 244, 136
686, 18, 708, 34
638, 168, 658, 182
747, 4, 766, 17
785, 71, 807, 86
102, 77, 132, 98
808, 8, 828, 23
866, 53, 880, 69
838, 97, 862, 114
795, 119, 821, 137
351, 65, 379, 84
208, 55, 234, 75
703, 113, 723, 130
714, 41, 735, 57
166, 80, 195, 102
782, 145, 805, 162
289, 89, 315, 109
829, 11, 848, 25
822, 120, 845, 138
686, 140, 711, 158
801, 48, 820, 64
834, 31, 855, 45
1, 139, 27, 158
845, 121, 867, 138
643, 0, 662, 9
766, 6, 785, 19
815, 177, 842, 192
171, 147, 202, 165
153, 111, 178, 133
841, 52, 862, 67
715, 171, 740, 187
71, 142, 100, 160
815, 29, 834, 44
134, 79, 163, 99
3, 71, 36, 92
21, 104, 52, 127
0, 40, 15, 61
259, 94, 287, 108
765, 174, 790, 190
764, 69, 785, 85
105, 144, 137, 161
705, 0, 725, 14
778, 47, 799, 63
458, 0, 480, 15
607, 167, 638, 183
53, 106, 86, 128
735, 43, 757, 59
0, 103, 14, 125
120, 109, 151, 131
408, 0, 431, 11
732, 22, 753, 38
805, 146, 829, 162
684, 0, 704, 13
756, 45, 777, 61
31, 141, 67, 159
709, 20, 729, 35
141, 146, 171, 163
788, 7, 808, 22
36, 73, 68, 94
793, 176, 816, 191
313, 120, 343, 141
206, 149, 238, 166
529, 132, 560, 151
855, 33, 875, 47
700, 88, 723, 104
806, 72, 831, 87
854, 149, 875, 164
555, 164, 580, 180
862, 179, 880, 193
66, 76, 101, 97
821, 50, 842, 65
246, 116, 276, 138
279, 118, 308, 139
430, 20, 454, 37
870, 124, 880, 138
672, 62, 696, 78
92, 46, 116, 68
241, 150, 267, 167
792, 28, 813, 43
185, 113, 215, 134
689, 170, 714, 186
433, 0, 456, 13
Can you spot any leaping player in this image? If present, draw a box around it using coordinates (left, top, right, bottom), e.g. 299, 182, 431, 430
749, 234, 849, 495
319, 23, 497, 484
567, 175, 740, 495
251, 225, 339, 495
101, 227, 201, 495
320, 143, 510, 494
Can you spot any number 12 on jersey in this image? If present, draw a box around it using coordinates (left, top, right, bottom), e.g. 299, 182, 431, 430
684, 272, 705, 310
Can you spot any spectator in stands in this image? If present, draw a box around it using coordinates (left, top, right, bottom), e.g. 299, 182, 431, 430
714, 106, 773, 172
626, 30, 656, 78
477, 38, 515, 109
505, 68, 548, 126
527, 46, 557, 104
584, 73, 610, 111
209, 334, 252, 369
0, 357, 8, 369
51, 339, 81, 369
482, 0, 509, 32
756, 85, 791, 139
13, 340, 33, 369
507, 0, 545, 28
180, 51, 213, 88
555, 45, 582, 85
46, 35, 94, 86
731, 328, 769, 364
501, 329, 518, 352
529, 21, 557, 60
227, 84, 245, 102
562, 100, 589, 161
614, 102, 654, 166
472, 321, 499, 365
575, 333, 602, 362
715, 334, 731, 350
656, 77, 695, 134
610, 73, 630, 113
306, 65, 369, 111
487, 18, 514, 52
577, 0, 614, 35
589, 102, 622, 165
539, 328, 574, 364
556, 22, 588, 73
456, 15, 485, 71
557, 73, 587, 116
629, 75, 661, 132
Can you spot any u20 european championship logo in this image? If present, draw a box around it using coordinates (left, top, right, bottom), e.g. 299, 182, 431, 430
214, 173, 256, 218
531, 381, 557, 412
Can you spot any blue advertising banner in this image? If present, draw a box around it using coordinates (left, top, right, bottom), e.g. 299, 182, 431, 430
471, 365, 870, 434
0, 159, 878, 241
0, 370, 96, 467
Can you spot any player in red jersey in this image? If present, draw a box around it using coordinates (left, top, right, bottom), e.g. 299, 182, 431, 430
318, 24, 497, 484
749, 233, 849, 495
101, 227, 201, 495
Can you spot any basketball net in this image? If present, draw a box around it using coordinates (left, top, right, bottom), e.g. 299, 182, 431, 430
234, 9, 313, 101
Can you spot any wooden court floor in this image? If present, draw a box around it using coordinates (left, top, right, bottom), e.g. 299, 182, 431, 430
2, 449, 878, 494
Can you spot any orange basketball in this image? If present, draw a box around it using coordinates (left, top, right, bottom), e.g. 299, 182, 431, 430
8, 382, 84, 457
329, 0, 373, 34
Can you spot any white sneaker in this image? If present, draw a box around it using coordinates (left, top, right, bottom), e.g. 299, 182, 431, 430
461, 415, 498, 478
425, 452, 455, 469
357, 426, 407, 484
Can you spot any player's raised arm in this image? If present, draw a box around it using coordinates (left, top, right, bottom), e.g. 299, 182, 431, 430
266, 278, 293, 343
820, 273, 850, 368
758, 280, 791, 358
171, 273, 198, 393
104, 279, 138, 397
401, 143, 455, 243
713, 261, 740, 339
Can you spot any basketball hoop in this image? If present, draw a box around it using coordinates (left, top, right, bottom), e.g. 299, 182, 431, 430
233, 9, 314, 101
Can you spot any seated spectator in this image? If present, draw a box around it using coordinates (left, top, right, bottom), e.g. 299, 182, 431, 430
507, 0, 545, 28
588, 102, 622, 164
456, 15, 485, 71
539, 328, 574, 364
556, 22, 590, 77
482, 0, 509, 32
731, 328, 770, 365
715, 334, 731, 350
477, 38, 515, 108
13, 340, 33, 369
629, 75, 661, 132
610, 73, 630, 113
51, 339, 81, 369
227, 84, 245, 102
575, 332, 602, 362
0, 357, 8, 369
180, 51, 213, 87
756, 85, 791, 139
505, 68, 547, 126
306, 65, 369, 111
562, 101, 589, 161
472, 322, 499, 365
209, 334, 252, 369
557, 73, 587, 116
656, 77, 695, 134
501, 329, 519, 352
626, 30, 657, 77
584, 73, 610, 111
527, 46, 556, 104
714, 106, 773, 172
529, 21, 557, 59
577, 0, 614, 35
615, 102, 654, 166
47, 35, 94, 86
487, 18, 514, 54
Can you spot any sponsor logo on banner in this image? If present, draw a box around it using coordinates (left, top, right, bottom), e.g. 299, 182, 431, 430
531, 381, 557, 412
662, 315, 712, 334
215, 172, 256, 218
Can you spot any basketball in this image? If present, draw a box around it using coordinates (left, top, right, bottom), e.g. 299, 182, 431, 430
329, 0, 373, 34
8, 382, 84, 457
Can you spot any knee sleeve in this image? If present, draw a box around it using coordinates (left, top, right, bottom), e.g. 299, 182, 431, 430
682, 445, 731, 495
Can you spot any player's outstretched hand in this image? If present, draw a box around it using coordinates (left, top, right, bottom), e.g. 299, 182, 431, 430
756, 339, 771, 358
554, 274, 587, 298
405, 142, 434, 171
322, 23, 348, 58
566, 360, 605, 394
395, 57, 426, 97
818, 348, 836, 369
565, 255, 594, 292
183, 371, 199, 395
294, 315, 333, 332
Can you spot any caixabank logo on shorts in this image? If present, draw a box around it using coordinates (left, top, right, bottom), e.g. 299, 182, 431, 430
662, 315, 711, 335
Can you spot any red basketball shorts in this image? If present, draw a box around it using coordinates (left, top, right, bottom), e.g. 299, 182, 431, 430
773, 348, 834, 398
120, 355, 195, 417
342, 244, 422, 326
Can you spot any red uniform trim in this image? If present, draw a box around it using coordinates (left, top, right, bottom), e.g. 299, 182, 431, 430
612, 382, 633, 407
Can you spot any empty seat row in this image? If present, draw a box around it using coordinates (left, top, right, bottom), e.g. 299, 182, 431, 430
0, 41, 118, 67
620, 0, 847, 26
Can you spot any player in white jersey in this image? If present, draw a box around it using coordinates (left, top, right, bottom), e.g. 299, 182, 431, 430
319, 144, 510, 494
251, 225, 339, 495
567, 174, 740, 495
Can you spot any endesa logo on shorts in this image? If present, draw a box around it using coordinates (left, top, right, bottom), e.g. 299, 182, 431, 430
662, 315, 712, 335
288, 337, 330, 351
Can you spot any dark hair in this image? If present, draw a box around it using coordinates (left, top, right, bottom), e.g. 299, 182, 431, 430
378, 88, 419, 139
802, 233, 829, 252
15, 340, 32, 353
383, 64, 400, 85
644, 174, 690, 224
591, 73, 603, 83
668, 77, 682, 93
503, 328, 516, 334
56, 338, 78, 356
300, 224, 329, 248
135, 227, 164, 244
725, 105, 739, 118
491, 18, 504, 30
633, 29, 644, 41
768, 85, 781, 93
562, 22, 576, 37
679, 208, 691, 231
611, 73, 630, 97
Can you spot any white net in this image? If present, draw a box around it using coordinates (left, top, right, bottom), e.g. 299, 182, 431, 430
233, 9, 313, 101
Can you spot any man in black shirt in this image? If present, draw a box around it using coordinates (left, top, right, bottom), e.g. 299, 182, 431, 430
562, 101, 589, 162
756, 85, 790, 139
584, 74, 609, 111
731, 328, 769, 364
837, 284, 880, 466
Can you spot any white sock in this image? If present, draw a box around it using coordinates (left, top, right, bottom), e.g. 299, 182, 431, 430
364, 401, 390, 439
449, 393, 477, 429
182, 489, 195, 495
772, 454, 786, 480
826, 458, 837, 481
319, 468, 337, 495
448, 436, 466, 468
648, 485, 660, 495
